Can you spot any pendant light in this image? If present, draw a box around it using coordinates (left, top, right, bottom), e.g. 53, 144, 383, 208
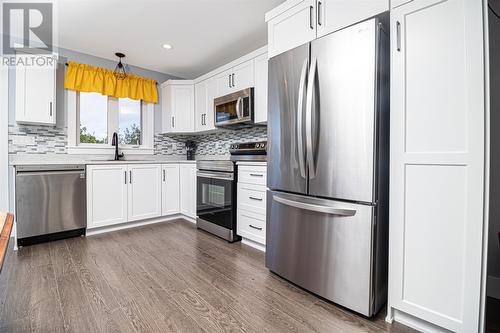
113, 52, 128, 80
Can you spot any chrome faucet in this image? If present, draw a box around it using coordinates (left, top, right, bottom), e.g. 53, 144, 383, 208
111, 132, 124, 161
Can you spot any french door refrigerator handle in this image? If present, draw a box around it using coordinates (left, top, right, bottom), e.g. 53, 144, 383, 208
305, 57, 317, 179
273, 195, 356, 216
297, 59, 308, 178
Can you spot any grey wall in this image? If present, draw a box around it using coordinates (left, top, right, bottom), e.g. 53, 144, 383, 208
489, 4, 500, 289
7, 47, 178, 132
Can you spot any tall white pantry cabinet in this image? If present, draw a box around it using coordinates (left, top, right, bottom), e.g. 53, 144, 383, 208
387, 0, 485, 332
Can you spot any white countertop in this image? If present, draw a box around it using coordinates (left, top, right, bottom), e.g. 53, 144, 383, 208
236, 161, 267, 166
10, 158, 197, 166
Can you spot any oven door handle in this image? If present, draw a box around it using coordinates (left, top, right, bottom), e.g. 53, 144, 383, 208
197, 171, 234, 181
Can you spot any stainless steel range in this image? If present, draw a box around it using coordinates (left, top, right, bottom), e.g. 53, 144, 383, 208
196, 160, 239, 242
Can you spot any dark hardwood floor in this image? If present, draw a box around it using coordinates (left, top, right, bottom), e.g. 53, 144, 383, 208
0, 219, 416, 332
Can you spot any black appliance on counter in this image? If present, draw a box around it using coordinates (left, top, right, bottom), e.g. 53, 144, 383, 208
186, 140, 196, 160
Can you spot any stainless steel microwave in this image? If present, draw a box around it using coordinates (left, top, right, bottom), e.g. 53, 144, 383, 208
214, 88, 254, 128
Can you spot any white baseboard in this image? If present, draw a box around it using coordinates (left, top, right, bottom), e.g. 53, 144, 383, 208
241, 238, 266, 252
392, 309, 451, 333
86, 214, 190, 236
488, 275, 500, 299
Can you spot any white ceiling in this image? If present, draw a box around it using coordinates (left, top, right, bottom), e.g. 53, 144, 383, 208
57, 0, 284, 79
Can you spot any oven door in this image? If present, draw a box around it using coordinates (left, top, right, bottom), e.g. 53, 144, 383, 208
196, 171, 235, 229
214, 88, 254, 127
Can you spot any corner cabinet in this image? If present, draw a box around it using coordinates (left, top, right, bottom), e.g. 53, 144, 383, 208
180, 164, 197, 219
254, 53, 268, 124
161, 81, 195, 133
15, 55, 56, 125
387, 0, 485, 332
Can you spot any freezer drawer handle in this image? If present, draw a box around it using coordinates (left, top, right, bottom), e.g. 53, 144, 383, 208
273, 195, 356, 216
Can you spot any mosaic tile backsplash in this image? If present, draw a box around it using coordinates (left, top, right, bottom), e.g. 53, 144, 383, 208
9, 124, 268, 157
9, 125, 67, 154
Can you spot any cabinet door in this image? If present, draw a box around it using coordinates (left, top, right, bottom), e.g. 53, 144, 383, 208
389, 1, 485, 332
232, 60, 254, 91
317, 0, 389, 38
205, 77, 217, 130
267, 0, 317, 58
161, 85, 173, 133
171, 85, 194, 132
216, 70, 233, 97
161, 164, 180, 215
180, 165, 197, 218
127, 164, 162, 222
194, 81, 207, 132
86, 165, 128, 228
253, 53, 268, 124
15, 55, 56, 125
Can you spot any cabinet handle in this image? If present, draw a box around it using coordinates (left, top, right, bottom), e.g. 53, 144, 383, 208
396, 21, 401, 52
129, 170, 132, 184
232, 73, 235, 88
249, 196, 263, 201
124, 171, 127, 184
229, 74, 231, 88
172, 116, 175, 128
249, 224, 263, 231
49, 102, 53, 117
163, 169, 166, 182
309, 5, 314, 30
317, 1, 322, 26
249, 173, 263, 177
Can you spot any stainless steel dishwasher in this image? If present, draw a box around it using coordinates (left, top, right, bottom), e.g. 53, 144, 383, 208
15, 164, 87, 246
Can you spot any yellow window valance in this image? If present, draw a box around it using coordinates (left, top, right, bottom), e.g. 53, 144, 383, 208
64, 61, 158, 104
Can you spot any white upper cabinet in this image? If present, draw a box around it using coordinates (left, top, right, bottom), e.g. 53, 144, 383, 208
205, 77, 217, 130
195, 80, 208, 132
216, 59, 255, 98
15, 55, 56, 125
388, 0, 485, 332
161, 81, 195, 133
316, 0, 389, 38
127, 164, 162, 222
161, 164, 180, 216
266, 0, 317, 58
253, 53, 268, 124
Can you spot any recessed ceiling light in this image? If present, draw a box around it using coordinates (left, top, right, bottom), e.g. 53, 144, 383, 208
162, 44, 173, 50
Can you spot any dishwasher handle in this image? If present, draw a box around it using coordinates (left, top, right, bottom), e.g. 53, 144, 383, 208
16, 170, 85, 177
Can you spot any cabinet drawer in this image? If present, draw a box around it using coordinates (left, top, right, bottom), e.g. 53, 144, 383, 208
238, 166, 267, 185
238, 183, 266, 214
237, 210, 266, 245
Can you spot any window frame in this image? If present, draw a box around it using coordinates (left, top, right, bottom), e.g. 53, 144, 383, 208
67, 90, 154, 155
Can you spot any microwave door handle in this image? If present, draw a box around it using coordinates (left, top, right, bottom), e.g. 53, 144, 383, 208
297, 59, 308, 178
235, 97, 242, 119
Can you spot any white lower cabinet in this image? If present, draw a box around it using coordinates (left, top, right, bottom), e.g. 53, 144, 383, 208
161, 164, 180, 215
236, 163, 267, 249
127, 164, 162, 222
87, 163, 195, 229
180, 164, 197, 219
86, 164, 129, 229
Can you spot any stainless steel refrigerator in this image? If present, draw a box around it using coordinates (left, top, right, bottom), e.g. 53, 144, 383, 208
266, 16, 389, 317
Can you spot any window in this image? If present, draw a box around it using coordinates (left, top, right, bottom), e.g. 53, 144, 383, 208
68, 90, 153, 154
79, 92, 108, 144
118, 98, 142, 146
